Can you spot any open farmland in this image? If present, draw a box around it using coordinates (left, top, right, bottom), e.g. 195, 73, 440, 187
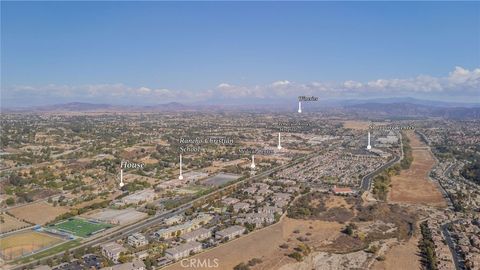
388, 132, 446, 207
0, 231, 64, 261
7, 202, 69, 225
0, 214, 30, 233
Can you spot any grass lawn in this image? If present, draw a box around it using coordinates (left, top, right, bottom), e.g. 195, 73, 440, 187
50, 218, 112, 238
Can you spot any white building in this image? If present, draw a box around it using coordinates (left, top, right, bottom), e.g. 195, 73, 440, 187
215, 225, 245, 240
101, 242, 127, 264
165, 241, 202, 261
127, 233, 148, 248
258, 206, 282, 215
221, 197, 240, 205
232, 202, 250, 213
164, 215, 184, 226
236, 213, 274, 227
179, 228, 212, 243
155, 214, 212, 239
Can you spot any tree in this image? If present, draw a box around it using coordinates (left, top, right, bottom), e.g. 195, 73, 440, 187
233, 262, 250, 270
6, 197, 15, 206
288, 252, 303, 261
343, 223, 356, 236
62, 250, 71, 262
118, 252, 132, 263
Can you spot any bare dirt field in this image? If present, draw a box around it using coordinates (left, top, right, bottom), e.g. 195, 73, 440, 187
371, 235, 421, 270
279, 250, 372, 270
342, 120, 371, 130
73, 191, 121, 209
164, 217, 343, 270
324, 195, 350, 209
8, 202, 69, 225
123, 173, 160, 185
0, 231, 64, 260
0, 214, 30, 233
388, 132, 446, 207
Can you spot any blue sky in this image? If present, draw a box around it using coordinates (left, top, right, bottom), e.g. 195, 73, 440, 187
1, 1, 479, 106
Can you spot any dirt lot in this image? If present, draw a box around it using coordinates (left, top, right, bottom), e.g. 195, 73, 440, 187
371, 235, 421, 270
0, 231, 64, 260
123, 173, 160, 185
164, 217, 343, 270
0, 214, 30, 233
73, 191, 121, 209
324, 196, 350, 209
8, 202, 69, 225
342, 120, 371, 130
279, 250, 372, 270
388, 132, 446, 207
408, 131, 426, 148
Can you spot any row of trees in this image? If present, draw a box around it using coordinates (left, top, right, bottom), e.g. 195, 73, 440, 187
419, 221, 438, 270
400, 133, 413, 169
372, 164, 401, 201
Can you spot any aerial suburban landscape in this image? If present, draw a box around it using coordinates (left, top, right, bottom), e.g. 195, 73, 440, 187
1, 1, 479, 270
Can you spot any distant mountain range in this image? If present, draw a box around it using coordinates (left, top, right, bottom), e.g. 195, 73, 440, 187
2, 102, 195, 112
332, 97, 480, 108
2, 98, 479, 119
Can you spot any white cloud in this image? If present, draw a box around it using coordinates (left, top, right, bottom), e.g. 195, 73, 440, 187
343, 80, 363, 89
217, 83, 233, 89
3, 66, 479, 106
271, 80, 291, 87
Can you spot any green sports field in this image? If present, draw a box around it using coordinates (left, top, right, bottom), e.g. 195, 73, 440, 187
50, 218, 112, 238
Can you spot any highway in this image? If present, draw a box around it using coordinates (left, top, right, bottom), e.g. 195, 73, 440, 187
13, 151, 317, 270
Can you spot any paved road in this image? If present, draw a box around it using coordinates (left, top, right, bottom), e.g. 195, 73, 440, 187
360, 132, 403, 191
360, 155, 400, 191
12, 152, 317, 270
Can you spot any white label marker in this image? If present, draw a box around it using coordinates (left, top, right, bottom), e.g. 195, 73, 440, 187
119, 169, 124, 187
367, 131, 372, 150
179, 154, 184, 180
277, 133, 282, 150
